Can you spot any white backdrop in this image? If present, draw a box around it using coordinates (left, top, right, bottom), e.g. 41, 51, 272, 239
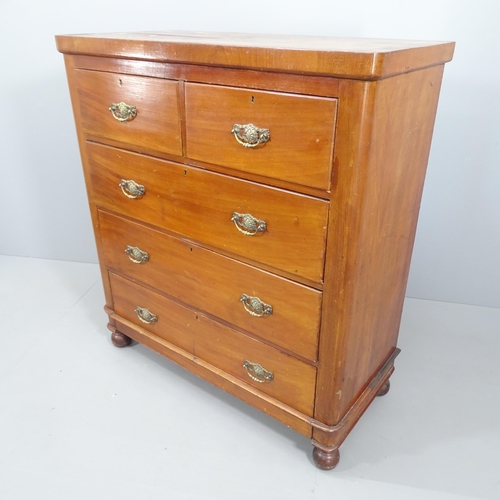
0, 1, 498, 308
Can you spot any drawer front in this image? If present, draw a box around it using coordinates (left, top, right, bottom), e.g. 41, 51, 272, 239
110, 272, 195, 354
100, 211, 322, 361
88, 142, 329, 283
195, 307, 317, 416
109, 273, 316, 416
185, 83, 337, 190
75, 70, 182, 156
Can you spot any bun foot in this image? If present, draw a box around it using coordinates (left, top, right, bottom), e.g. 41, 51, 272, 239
312, 446, 340, 470
377, 380, 390, 397
111, 330, 132, 348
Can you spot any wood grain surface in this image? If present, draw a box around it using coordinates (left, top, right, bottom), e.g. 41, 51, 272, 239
99, 210, 322, 362
72, 55, 342, 99
313, 64, 447, 433
62, 56, 116, 313
75, 69, 182, 156
185, 83, 337, 190
56, 31, 455, 80
87, 142, 329, 283
110, 271, 195, 354
109, 313, 314, 437
110, 272, 317, 416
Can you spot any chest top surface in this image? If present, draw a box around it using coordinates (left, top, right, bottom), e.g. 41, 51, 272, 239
56, 30, 455, 80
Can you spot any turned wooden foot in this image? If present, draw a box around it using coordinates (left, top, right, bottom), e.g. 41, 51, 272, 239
111, 330, 132, 348
377, 379, 391, 397
312, 446, 340, 470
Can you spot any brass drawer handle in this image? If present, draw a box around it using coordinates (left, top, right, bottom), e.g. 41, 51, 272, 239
231, 212, 266, 236
243, 360, 274, 383
240, 293, 273, 317
231, 123, 270, 148
125, 245, 149, 264
135, 306, 157, 324
120, 179, 145, 199
109, 101, 137, 122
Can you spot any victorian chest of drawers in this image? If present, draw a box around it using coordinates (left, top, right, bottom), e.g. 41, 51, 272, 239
56, 32, 454, 469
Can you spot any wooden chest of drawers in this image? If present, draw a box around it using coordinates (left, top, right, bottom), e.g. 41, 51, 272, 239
56, 32, 454, 469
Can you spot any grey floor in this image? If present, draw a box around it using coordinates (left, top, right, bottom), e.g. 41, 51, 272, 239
0, 255, 499, 500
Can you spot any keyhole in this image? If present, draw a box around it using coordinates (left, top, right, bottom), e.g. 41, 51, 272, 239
251, 95, 254, 103
118, 79, 122, 86
184, 170, 187, 176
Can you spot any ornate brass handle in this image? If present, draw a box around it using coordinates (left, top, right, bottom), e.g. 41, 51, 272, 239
231, 123, 270, 148
109, 102, 137, 122
243, 360, 274, 383
125, 245, 149, 264
231, 212, 267, 236
120, 179, 145, 199
240, 294, 273, 317
135, 306, 157, 324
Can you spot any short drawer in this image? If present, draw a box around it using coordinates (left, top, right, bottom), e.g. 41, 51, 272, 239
99, 211, 322, 362
74, 70, 182, 156
110, 272, 195, 354
109, 273, 316, 416
88, 142, 329, 283
185, 83, 337, 190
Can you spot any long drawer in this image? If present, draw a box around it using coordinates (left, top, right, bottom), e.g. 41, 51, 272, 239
110, 272, 317, 416
88, 142, 329, 283
74, 70, 182, 156
99, 210, 322, 362
185, 83, 337, 190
